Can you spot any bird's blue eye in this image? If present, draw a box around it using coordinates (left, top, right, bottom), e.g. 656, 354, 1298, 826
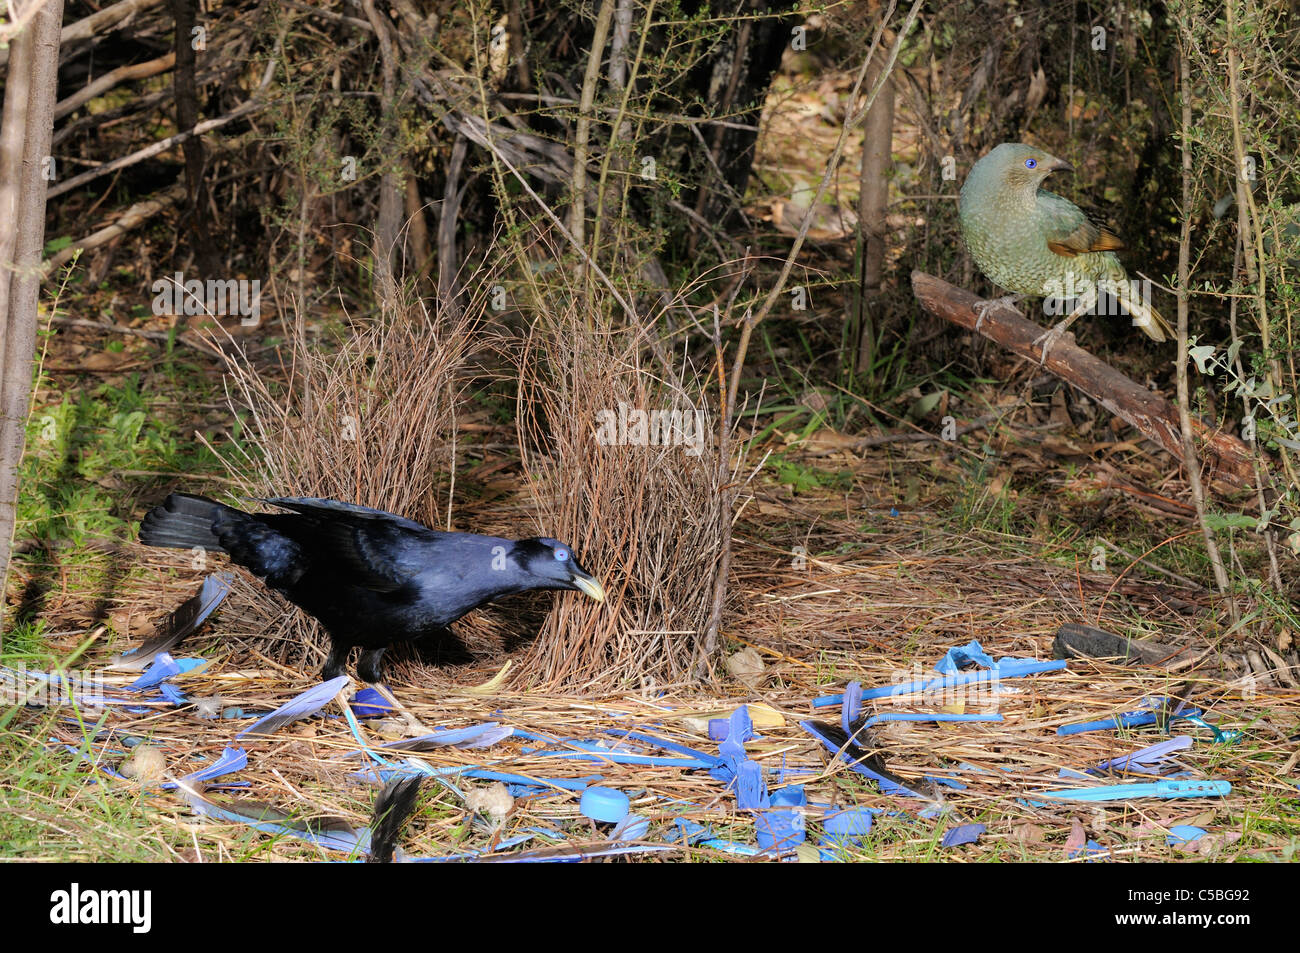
1025, 158, 1037, 169
555, 549, 569, 562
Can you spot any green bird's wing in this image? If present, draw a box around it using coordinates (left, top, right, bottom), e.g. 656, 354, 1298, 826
1036, 190, 1125, 258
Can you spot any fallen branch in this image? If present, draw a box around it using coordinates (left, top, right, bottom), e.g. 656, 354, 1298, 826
55, 52, 176, 120
47, 100, 262, 199
911, 270, 1255, 490
43, 182, 187, 272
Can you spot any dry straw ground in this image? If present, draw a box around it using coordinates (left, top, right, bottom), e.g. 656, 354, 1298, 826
69, 433, 1298, 861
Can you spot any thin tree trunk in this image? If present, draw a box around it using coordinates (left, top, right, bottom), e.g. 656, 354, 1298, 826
170, 0, 220, 276
362, 0, 402, 299
1, 0, 65, 632
853, 59, 894, 376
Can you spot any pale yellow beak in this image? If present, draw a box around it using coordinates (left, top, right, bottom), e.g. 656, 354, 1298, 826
572, 572, 606, 603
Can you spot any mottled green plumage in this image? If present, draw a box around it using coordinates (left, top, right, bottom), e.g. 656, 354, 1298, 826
959, 143, 1170, 342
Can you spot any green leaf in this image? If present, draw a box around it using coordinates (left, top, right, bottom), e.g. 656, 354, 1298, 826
1203, 512, 1258, 531
1188, 345, 1215, 374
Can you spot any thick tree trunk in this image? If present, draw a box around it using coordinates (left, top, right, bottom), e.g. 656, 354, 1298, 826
1, 0, 65, 630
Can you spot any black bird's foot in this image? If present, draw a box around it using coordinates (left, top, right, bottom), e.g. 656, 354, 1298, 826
358, 647, 387, 685
322, 643, 350, 682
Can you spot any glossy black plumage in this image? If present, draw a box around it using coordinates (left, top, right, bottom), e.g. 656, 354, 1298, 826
138, 493, 605, 682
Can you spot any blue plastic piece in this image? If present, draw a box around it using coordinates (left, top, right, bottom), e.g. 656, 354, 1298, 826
1069, 840, 1109, 861
350, 688, 393, 719
841, 681, 863, 736
736, 761, 768, 810
822, 808, 873, 842
934, 640, 995, 675
813, 658, 1067, 707
1057, 706, 1196, 736
1057, 695, 1245, 740
941, 823, 985, 847
600, 730, 723, 769
580, 786, 630, 823
710, 706, 756, 783
1166, 825, 1208, 846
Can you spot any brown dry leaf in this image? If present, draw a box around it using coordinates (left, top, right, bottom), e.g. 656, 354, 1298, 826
1010, 822, 1046, 844
1050, 390, 1073, 429
80, 350, 135, 371
1064, 818, 1088, 858
1041, 435, 1089, 457
800, 428, 860, 455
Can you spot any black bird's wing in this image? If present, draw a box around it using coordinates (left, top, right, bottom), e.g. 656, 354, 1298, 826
261, 497, 438, 593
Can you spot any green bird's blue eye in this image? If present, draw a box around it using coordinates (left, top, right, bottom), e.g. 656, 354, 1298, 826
1025, 159, 1037, 169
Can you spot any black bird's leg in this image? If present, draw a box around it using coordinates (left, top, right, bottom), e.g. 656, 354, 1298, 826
356, 645, 431, 735
358, 647, 387, 684
322, 640, 350, 681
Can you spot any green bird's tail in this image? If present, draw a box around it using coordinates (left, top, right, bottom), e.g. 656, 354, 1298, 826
1106, 280, 1172, 342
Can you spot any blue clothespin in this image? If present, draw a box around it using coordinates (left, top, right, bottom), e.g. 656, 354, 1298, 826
1028, 779, 1230, 806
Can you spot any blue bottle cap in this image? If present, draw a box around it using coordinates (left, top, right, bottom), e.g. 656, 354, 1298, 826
823, 808, 874, 838
580, 785, 630, 824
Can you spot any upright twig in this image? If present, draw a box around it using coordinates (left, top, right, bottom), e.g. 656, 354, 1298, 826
569, 0, 617, 287
1175, 16, 1235, 616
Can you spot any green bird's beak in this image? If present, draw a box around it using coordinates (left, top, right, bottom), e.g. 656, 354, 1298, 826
571, 569, 606, 603
1048, 158, 1075, 174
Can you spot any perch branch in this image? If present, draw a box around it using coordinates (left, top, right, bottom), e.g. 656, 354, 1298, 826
910, 270, 1255, 491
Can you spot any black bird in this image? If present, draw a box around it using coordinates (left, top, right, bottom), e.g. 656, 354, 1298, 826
138, 494, 606, 683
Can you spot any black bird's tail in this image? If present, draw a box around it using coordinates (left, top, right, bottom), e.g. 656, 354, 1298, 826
366, 776, 423, 863
139, 493, 248, 551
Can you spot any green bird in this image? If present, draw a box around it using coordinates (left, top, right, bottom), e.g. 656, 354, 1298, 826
959, 142, 1172, 359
